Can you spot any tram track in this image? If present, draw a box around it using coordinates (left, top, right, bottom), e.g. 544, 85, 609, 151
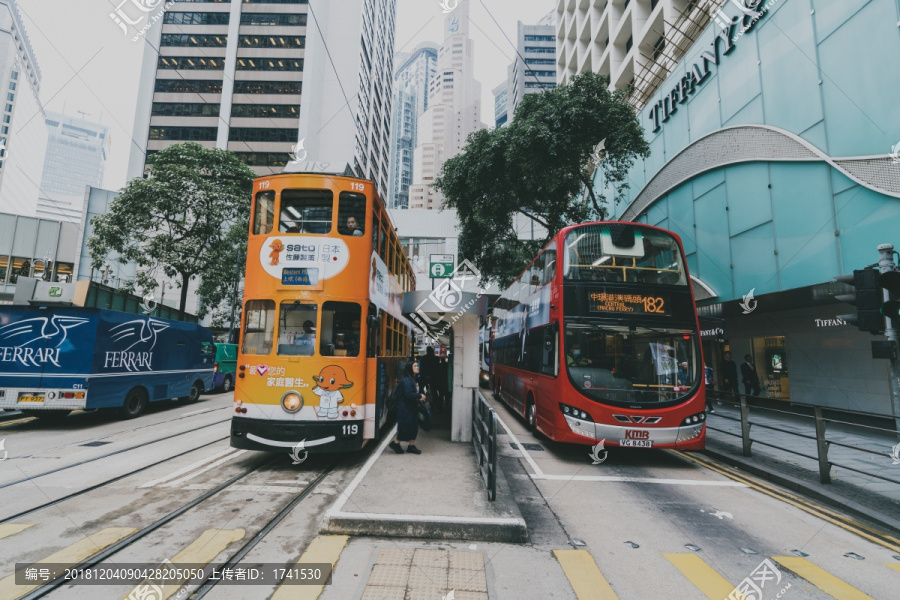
19, 456, 339, 600
0, 436, 232, 525
0, 417, 231, 490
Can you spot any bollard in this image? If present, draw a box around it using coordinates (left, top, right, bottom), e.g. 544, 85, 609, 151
813, 406, 832, 484
740, 395, 752, 457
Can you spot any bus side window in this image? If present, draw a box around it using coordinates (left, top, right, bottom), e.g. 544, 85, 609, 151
338, 192, 366, 237
253, 192, 275, 235
280, 189, 333, 233
366, 304, 380, 358
242, 300, 275, 355
543, 244, 557, 284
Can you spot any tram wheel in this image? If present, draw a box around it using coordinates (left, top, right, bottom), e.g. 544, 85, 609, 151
120, 388, 148, 419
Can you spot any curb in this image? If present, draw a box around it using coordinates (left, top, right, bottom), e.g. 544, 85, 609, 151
321, 513, 528, 543
702, 446, 900, 538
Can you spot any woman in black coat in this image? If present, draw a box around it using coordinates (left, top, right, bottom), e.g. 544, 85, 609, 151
390, 360, 426, 455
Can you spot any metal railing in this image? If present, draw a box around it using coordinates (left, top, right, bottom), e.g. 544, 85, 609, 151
707, 392, 900, 486
472, 389, 498, 501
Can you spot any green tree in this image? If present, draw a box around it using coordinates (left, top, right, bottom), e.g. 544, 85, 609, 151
436, 72, 650, 286
89, 143, 255, 317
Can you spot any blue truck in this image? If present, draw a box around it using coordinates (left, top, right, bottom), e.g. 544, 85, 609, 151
0, 307, 215, 419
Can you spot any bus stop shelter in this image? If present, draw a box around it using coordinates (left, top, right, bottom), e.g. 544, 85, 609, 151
402, 288, 491, 443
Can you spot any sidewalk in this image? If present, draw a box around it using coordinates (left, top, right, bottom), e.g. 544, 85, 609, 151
321, 408, 528, 543
703, 401, 900, 535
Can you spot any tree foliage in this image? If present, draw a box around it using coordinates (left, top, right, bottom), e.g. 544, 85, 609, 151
89, 142, 255, 317
435, 72, 650, 287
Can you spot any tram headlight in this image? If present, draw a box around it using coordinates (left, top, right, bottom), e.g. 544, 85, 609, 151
281, 391, 303, 413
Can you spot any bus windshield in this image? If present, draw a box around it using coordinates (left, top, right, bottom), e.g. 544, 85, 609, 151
565, 322, 699, 406
563, 225, 687, 285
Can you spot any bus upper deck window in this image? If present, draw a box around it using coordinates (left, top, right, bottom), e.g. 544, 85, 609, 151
338, 192, 366, 237
253, 191, 275, 235
241, 300, 275, 355
280, 189, 333, 234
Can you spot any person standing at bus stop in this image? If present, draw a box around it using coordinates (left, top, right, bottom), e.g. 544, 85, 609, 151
719, 351, 739, 402
419, 346, 442, 411
389, 361, 426, 455
741, 354, 761, 400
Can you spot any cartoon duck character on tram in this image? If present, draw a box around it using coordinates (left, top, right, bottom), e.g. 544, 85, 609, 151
312, 365, 353, 419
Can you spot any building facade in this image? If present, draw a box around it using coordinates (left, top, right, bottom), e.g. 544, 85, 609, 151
387, 43, 438, 209
408, 0, 486, 211
574, 0, 900, 415
492, 78, 508, 128
128, 0, 396, 195
507, 14, 556, 119
0, 0, 45, 218
37, 111, 110, 223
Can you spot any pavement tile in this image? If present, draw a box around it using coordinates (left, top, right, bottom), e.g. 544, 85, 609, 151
448, 592, 489, 600
448, 568, 487, 592
368, 564, 411, 587
407, 566, 448, 589
405, 583, 449, 600
412, 548, 450, 569
361, 585, 407, 600
448, 551, 485, 571
377, 547, 415, 566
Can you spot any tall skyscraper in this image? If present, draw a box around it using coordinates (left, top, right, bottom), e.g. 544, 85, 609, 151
507, 13, 556, 119
493, 77, 508, 128
37, 111, 110, 223
128, 0, 396, 195
408, 0, 486, 211
387, 42, 438, 209
0, 0, 45, 217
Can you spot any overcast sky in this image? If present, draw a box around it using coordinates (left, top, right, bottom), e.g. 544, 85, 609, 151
17, 0, 554, 192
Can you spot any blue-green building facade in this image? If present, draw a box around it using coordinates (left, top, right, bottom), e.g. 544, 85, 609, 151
604, 0, 900, 414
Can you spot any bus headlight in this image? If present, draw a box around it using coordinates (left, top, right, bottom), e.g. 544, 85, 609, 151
282, 392, 303, 413
559, 403, 593, 422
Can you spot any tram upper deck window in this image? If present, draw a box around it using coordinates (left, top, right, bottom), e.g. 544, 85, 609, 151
338, 192, 366, 237
563, 225, 686, 285
242, 300, 275, 355
279, 189, 333, 234
254, 191, 275, 235
278, 301, 318, 356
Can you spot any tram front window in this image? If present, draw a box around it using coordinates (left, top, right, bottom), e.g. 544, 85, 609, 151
565, 323, 699, 406
278, 302, 318, 356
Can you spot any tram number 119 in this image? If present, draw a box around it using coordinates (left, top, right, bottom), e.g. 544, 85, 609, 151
341, 424, 359, 438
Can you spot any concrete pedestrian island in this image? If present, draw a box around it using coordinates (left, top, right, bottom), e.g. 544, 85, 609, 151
321, 413, 527, 543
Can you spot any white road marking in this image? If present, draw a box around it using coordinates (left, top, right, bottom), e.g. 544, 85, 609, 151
162, 450, 247, 487
139, 447, 239, 488
488, 395, 545, 477
182, 408, 213, 417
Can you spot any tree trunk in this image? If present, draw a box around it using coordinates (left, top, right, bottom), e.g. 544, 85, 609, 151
580, 173, 605, 219
179, 273, 190, 317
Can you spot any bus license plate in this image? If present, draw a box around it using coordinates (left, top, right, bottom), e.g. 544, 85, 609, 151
620, 439, 652, 448
18, 393, 45, 403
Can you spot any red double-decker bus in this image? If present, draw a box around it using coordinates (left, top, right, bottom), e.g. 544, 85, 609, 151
491, 222, 706, 450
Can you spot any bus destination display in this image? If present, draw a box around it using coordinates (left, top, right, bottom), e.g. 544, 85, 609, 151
588, 292, 669, 315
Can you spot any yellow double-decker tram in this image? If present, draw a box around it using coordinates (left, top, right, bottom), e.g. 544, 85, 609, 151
230, 173, 414, 453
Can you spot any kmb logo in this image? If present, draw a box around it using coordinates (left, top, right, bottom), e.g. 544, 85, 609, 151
625, 430, 650, 440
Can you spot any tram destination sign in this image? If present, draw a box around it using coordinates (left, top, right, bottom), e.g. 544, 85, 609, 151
588, 292, 670, 316
282, 268, 317, 285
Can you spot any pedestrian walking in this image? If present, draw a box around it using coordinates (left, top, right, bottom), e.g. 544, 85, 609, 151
741, 354, 761, 400
719, 351, 739, 402
704, 363, 716, 413
389, 361, 426, 455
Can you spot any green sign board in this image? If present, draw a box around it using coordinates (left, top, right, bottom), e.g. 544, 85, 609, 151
429, 254, 454, 279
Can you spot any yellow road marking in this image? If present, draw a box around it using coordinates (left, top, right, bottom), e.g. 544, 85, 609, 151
271, 535, 349, 600
121, 528, 245, 600
886, 563, 900, 573
0, 524, 33, 541
773, 556, 874, 599
553, 549, 619, 600
664, 553, 740, 600
674, 451, 900, 554
0, 418, 35, 428
0, 526, 136, 600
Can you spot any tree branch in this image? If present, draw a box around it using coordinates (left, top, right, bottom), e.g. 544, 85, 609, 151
515, 209, 550, 229
580, 172, 604, 218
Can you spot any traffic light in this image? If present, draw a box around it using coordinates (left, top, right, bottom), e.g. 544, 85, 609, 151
835, 268, 884, 333
879, 270, 900, 322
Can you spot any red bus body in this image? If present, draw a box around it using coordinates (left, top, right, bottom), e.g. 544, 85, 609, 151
491, 222, 706, 450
